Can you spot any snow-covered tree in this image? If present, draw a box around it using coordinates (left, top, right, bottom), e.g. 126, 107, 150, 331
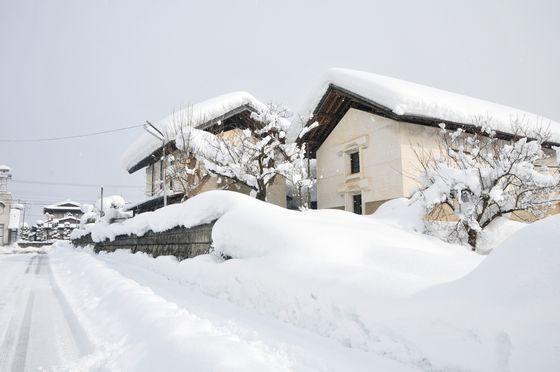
193, 104, 314, 203
19, 223, 30, 241
415, 119, 560, 250
168, 108, 211, 200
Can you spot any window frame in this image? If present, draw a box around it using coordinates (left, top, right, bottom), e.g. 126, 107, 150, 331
352, 193, 363, 215
349, 151, 360, 174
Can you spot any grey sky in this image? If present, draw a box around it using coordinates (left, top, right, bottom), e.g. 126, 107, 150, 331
1, 0, 559, 223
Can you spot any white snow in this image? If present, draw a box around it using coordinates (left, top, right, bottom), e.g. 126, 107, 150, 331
369, 197, 426, 233
44, 200, 82, 210
300, 68, 560, 143
60, 190, 560, 370
95, 195, 126, 211
121, 92, 271, 173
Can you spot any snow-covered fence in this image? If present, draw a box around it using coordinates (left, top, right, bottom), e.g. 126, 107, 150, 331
71, 222, 215, 260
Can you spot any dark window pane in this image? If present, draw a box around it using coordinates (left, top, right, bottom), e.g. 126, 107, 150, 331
353, 194, 362, 214
350, 152, 360, 174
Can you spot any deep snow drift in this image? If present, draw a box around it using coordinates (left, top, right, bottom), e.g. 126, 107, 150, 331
61, 191, 559, 371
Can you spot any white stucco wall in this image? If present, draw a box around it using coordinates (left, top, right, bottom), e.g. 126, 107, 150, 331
316, 108, 404, 212
398, 123, 442, 197
0, 193, 12, 245
316, 108, 560, 216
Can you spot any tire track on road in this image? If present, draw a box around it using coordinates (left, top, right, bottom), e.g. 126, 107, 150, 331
10, 292, 35, 372
45, 255, 94, 357
0, 254, 37, 371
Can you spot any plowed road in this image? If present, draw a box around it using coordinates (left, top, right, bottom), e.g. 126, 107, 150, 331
0, 252, 92, 371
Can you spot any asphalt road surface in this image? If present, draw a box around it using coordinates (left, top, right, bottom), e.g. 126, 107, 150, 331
0, 251, 92, 371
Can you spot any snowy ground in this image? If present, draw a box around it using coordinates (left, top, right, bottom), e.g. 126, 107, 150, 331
0, 249, 92, 371
1, 191, 559, 371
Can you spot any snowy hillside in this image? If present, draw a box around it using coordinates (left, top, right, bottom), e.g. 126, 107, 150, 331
46, 191, 560, 371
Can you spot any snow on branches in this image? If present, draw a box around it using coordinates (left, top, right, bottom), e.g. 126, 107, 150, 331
173, 103, 314, 206
415, 119, 560, 249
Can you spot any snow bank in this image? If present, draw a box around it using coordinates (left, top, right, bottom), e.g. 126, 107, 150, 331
414, 215, 560, 371
369, 197, 425, 233
71, 191, 254, 241
69, 191, 490, 370
426, 215, 560, 305
121, 92, 270, 173
475, 217, 527, 254
67, 191, 559, 370
49, 243, 293, 371
299, 68, 560, 143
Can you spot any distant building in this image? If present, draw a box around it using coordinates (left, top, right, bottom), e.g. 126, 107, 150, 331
43, 200, 83, 220
0, 165, 22, 245
36, 200, 84, 241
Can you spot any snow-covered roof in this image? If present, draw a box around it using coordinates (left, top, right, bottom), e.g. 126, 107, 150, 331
0, 165, 11, 172
44, 200, 82, 210
121, 92, 270, 173
304, 68, 560, 144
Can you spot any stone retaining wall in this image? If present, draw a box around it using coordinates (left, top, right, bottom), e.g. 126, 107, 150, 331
71, 222, 215, 260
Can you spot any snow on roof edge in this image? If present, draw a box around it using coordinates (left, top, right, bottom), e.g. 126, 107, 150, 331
44, 200, 82, 209
293, 68, 560, 144
121, 91, 269, 173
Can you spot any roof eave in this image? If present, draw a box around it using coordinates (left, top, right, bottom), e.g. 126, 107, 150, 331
300, 85, 560, 157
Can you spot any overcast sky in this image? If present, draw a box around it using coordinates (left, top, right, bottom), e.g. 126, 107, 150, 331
1, 0, 559, 223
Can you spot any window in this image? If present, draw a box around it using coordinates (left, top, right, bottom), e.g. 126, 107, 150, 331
350, 152, 360, 174
353, 194, 362, 215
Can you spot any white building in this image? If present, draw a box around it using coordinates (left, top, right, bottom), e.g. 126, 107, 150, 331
43, 200, 83, 220
0, 165, 22, 245
299, 68, 560, 214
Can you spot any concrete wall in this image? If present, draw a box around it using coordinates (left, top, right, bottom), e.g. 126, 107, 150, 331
72, 223, 215, 260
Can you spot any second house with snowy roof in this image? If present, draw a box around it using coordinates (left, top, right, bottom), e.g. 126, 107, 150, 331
121, 92, 288, 214
298, 68, 560, 215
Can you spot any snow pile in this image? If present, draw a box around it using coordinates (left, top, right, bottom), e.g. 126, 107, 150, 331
414, 215, 560, 371
95, 195, 126, 212
49, 243, 294, 371
65, 191, 559, 370
69, 191, 490, 370
121, 92, 276, 173
71, 191, 251, 241
426, 215, 560, 304
300, 68, 560, 143
475, 217, 526, 254
369, 197, 425, 232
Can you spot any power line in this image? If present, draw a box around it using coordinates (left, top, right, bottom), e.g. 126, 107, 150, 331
12, 179, 143, 189
0, 124, 144, 143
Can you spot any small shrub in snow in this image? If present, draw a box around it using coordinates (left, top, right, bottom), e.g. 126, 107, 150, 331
415, 119, 560, 250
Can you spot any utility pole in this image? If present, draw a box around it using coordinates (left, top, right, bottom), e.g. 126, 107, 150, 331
21, 202, 26, 227
100, 185, 104, 217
